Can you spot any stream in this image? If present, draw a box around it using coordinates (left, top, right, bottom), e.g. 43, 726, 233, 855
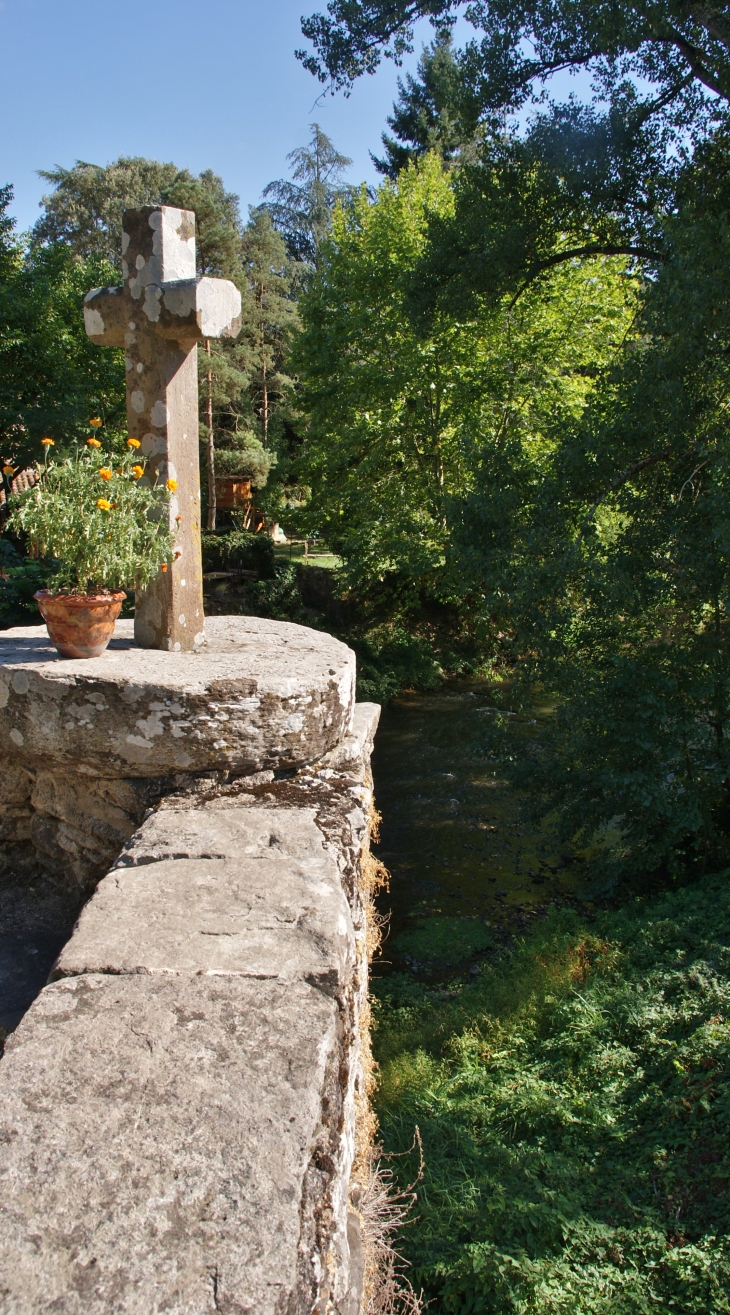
370, 680, 588, 981
1, 681, 585, 1034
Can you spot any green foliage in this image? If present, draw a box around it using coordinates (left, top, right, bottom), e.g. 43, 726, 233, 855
374, 874, 730, 1311
299, 1, 727, 307
0, 538, 50, 626
293, 154, 634, 600
8, 442, 174, 594
239, 208, 299, 448
299, 0, 730, 122
33, 157, 183, 264
454, 148, 730, 887
372, 30, 478, 178
201, 529, 276, 579
392, 915, 494, 966
0, 187, 125, 472
354, 627, 445, 703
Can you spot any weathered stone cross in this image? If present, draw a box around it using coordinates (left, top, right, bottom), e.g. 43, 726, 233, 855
84, 206, 241, 651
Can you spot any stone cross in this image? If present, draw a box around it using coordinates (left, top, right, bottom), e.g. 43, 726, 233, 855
84, 206, 241, 651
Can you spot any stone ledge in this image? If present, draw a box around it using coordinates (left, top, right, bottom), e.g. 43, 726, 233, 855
0, 684, 380, 1314
0, 972, 343, 1315
0, 615, 355, 778
0, 609, 378, 1313
53, 807, 355, 992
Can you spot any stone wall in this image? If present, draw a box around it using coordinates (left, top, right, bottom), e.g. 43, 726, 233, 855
0, 617, 380, 1313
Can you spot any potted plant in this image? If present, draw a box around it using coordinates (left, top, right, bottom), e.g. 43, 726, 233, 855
8, 424, 175, 659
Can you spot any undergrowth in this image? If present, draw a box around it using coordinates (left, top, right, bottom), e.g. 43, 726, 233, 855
372, 873, 730, 1312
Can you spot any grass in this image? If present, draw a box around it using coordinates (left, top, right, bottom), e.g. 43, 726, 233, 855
273, 540, 342, 570
372, 874, 730, 1312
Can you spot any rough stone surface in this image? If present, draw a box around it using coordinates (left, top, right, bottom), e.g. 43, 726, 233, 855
0, 616, 355, 778
0, 622, 380, 1314
0, 973, 342, 1314
53, 808, 355, 991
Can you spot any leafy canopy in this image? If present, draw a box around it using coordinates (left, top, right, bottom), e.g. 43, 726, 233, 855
299, 1, 730, 299
0, 188, 125, 472
299, 0, 730, 113
293, 154, 634, 603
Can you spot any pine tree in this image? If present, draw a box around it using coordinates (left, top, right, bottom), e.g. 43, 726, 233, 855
372, 32, 475, 179
238, 208, 298, 455
262, 125, 352, 268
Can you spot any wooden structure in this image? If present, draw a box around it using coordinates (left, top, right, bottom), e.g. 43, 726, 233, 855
214, 475, 252, 510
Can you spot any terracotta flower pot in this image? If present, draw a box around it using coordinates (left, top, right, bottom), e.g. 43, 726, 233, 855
34, 590, 127, 659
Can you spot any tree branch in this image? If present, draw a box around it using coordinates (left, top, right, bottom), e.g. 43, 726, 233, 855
582, 450, 677, 532
661, 27, 730, 99
629, 73, 695, 129
507, 243, 664, 308
686, 5, 730, 52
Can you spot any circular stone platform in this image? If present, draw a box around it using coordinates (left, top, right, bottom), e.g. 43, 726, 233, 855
0, 617, 355, 778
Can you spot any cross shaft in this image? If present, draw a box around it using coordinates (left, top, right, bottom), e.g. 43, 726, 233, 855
84, 206, 241, 652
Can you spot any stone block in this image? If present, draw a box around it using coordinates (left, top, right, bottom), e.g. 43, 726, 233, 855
0, 615, 355, 778
54, 807, 354, 991
0, 972, 341, 1314
0, 681, 380, 1312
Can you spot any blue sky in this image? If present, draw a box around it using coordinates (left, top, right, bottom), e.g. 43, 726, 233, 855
0, 0, 438, 233
1, 0, 595, 235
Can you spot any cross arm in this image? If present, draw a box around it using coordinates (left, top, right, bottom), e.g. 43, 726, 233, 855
83, 286, 128, 346
146, 277, 242, 342
83, 277, 242, 347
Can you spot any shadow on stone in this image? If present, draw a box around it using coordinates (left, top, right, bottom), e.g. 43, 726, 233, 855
0, 856, 84, 1033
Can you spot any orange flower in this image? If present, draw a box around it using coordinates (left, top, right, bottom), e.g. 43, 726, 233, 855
126, 437, 141, 449
98, 467, 113, 481
160, 562, 168, 572
165, 478, 178, 492
89, 417, 102, 428
175, 514, 183, 523
131, 464, 144, 479
41, 437, 54, 447
86, 437, 102, 448
174, 550, 182, 560
97, 498, 112, 511
3, 465, 14, 476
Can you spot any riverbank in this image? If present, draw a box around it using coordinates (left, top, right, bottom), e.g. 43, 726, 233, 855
365, 685, 730, 1312
372, 874, 730, 1313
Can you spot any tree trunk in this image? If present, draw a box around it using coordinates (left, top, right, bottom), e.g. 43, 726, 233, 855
205, 339, 216, 532
260, 288, 269, 448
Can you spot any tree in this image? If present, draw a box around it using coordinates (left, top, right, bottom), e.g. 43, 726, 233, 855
293, 155, 633, 603
33, 157, 184, 264
299, 0, 730, 114
298, 1, 730, 293
372, 30, 475, 177
262, 124, 352, 267
494, 148, 730, 885
240, 209, 298, 449
0, 187, 125, 474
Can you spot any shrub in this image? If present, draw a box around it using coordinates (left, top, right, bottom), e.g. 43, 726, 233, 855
8, 439, 174, 594
374, 875, 730, 1312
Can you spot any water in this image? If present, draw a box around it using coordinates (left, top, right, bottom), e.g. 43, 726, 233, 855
370, 681, 586, 979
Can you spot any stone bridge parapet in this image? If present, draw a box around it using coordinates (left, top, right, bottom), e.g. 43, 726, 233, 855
0, 617, 379, 1314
